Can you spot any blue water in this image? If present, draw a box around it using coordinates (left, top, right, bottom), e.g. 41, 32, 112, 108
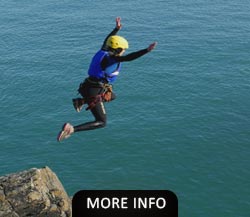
1, 0, 250, 216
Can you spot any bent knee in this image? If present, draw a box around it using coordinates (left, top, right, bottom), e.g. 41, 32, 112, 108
95, 120, 106, 129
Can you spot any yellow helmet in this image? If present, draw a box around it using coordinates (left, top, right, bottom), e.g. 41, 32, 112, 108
106, 35, 129, 49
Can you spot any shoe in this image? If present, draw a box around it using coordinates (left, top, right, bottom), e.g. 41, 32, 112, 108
72, 98, 85, 112
57, 123, 74, 142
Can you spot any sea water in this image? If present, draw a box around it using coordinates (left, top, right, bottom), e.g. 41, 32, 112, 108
1, 0, 250, 216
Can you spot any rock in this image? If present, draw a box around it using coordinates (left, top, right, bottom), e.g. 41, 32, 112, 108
0, 166, 71, 217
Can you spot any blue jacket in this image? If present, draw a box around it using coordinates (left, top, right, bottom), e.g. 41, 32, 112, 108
88, 50, 121, 83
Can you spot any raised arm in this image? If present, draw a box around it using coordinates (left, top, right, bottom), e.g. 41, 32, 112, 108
101, 17, 122, 50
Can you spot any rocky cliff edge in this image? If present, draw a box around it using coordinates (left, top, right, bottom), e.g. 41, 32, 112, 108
0, 166, 71, 217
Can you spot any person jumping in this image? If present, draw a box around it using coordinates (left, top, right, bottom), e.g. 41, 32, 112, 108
57, 17, 157, 142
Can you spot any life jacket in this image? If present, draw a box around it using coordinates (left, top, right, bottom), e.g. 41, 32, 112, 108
88, 50, 121, 83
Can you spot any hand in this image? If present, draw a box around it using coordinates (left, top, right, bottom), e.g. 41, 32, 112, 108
147, 42, 157, 52
116, 17, 122, 30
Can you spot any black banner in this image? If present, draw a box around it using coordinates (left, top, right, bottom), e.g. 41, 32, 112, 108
72, 190, 178, 217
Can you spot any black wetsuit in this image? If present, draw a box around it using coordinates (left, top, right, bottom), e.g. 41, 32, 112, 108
74, 28, 149, 132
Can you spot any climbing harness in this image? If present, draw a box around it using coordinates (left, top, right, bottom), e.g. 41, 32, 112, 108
73, 80, 113, 112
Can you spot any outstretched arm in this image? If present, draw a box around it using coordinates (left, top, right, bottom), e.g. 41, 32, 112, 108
114, 42, 158, 62
147, 42, 157, 52
101, 17, 122, 50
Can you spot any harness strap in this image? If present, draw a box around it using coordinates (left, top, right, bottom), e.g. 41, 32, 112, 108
77, 79, 113, 111
85, 84, 113, 110
86, 94, 104, 110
